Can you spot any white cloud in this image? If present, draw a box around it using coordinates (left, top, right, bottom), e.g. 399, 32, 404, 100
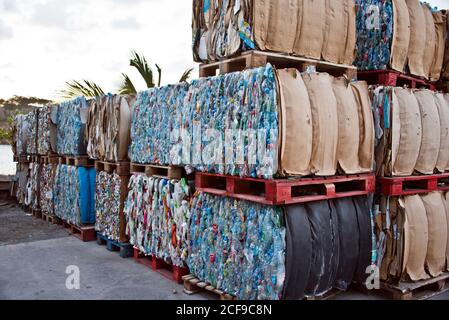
0, 0, 195, 100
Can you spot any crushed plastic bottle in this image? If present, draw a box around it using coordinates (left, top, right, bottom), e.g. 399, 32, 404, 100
40, 163, 56, 215
188, 193, 286, 300
25, 162, 40, 209
37, 105, 57, 155
355, 0, 394, 71
56, 97, 90, 156
131, 64, 278, 179
54, 164, 96, 226
95, 171, 123, 241
124, 174, 191, 267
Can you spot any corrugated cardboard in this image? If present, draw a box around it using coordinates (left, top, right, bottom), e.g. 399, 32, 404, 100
303, 73, 338, 176
295, 0, 326, 59
332, 77, 360, 174
390, 0, 411, 72
277, 69, 313, 176
406, 0, 427, 78
422, 4, 437, 80
435, 93, 449, 173
402, 195, 429, 281
430, 11, 447, 81
421, 192, 447, 277
351, 81, 375, 173
392, 88, 422, 176
444, 192, 449, 271
414, 90, 441, 174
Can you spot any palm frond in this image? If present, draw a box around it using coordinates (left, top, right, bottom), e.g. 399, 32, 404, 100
129, 50, 155, 88
155, 64, 162, 87
59, 80, 105, 99
179, 68, 194, 83
117, 73, 137, 95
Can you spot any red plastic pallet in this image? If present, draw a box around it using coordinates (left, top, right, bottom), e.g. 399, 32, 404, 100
133, 248, 189, 284
62, 220, 96, 242
358, 70, 436, 91
378, 173, 449, 196
196, 173, 376, 205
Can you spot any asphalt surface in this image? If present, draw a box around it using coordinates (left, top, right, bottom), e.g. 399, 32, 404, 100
0, 203, 448, 300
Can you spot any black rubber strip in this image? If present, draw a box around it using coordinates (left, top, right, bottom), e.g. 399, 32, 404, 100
283, 205, 312, 300
333, 198, 359, 290
353, 197, 373, 283
304, 201, 334, 297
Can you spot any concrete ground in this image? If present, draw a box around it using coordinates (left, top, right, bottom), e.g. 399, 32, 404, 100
0, 203, 448, 300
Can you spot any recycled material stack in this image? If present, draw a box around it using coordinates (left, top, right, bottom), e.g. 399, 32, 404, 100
8, 0, 449, 301
85, 94, 133, 245
372, 85, 449, 296
53, 97, 97, 228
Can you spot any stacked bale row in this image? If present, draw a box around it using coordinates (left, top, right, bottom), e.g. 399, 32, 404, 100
356, 0, 448, 81
131, 64, 374, 179
192, 0, 357, 65
85, 94, 133, 242
377, 192, 449, 282
126, 63, 376, 299
53, 97, 96, 226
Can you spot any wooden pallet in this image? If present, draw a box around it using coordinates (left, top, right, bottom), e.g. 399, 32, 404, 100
59, 156, 95, 168
133, 248, 189, 284
196, 173, 376, 205
182, 275, 235, 300
357, 70, 436, 90
380, 273, 449, 300
305, 288, 343, 301
39, 155, 60, 165
199, 50, 357, 79
14, 155, 30, 164
62, 221, 96, 242
95, 161, 130, 176
436, 81, 449, 93
32, 208, 42, 219
96, 233, 133, 258
20, 203, 31, 213
41, 211, 62, 225
130, 163, 187, 180
378, 173, 449, 196
30, 155, 41, 163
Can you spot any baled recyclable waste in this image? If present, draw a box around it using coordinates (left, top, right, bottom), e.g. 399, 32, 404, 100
188, 193, 286, 300
54, 164, 96, 226
95, 171, 124, 242
377, 192, 449, 282
40, 164, 56, 215
372, 87, 449, 177
86, 94, 133, 162
13, 114, 31, 156
24, 162, 40, 210
124, 174, 191, 268
37, 105, 58, 155
131, 65, 374, 179
192, 0, 356, 65
26, 110, 38, 155
355, 0, 447, 81
15, 164, 29, 205
56, 97, 90, 156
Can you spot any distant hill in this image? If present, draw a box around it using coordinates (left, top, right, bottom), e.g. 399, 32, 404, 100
0, 96, 52, 145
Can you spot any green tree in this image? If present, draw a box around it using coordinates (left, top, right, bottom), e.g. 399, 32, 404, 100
60, 50, 194, 99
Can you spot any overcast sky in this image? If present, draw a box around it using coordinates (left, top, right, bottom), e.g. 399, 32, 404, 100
0, 0, 448, 101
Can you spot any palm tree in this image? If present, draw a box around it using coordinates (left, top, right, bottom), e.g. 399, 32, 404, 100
60, 50, 194, 99
59, 80, 105, 100
118, 51, 194, 95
